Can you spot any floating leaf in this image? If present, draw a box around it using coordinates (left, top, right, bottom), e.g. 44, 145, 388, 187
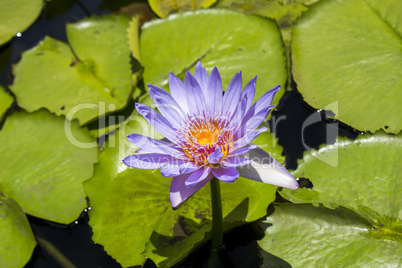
11, 15, 133, 125
0, 197, 36, 268
0, 0, 43, 45
292, 0, 402, 133
281, 132, 401, 221
140, 9, 286, 106
127, 15, 141, 62
149, 0, 218, 18
259, 204, 401, 267
0, 110, 98, 224
0, 86, 13, 121
216, 0, 319, 27
85, 115, 281, 267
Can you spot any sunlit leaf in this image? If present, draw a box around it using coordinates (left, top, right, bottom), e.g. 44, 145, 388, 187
10, 15, 133, 125
85, 115, 281, 267
0, 0, 43, 45
0, 110, 98, 224
216, 0, 320, 27
259, 204, 401, 267
292, 0, 402, 133
0, 86, 13, 121
281, 132, 401, 220
149, 0, 218, 18
127, 15, 141, 62
140, 9, 286, 107
277, 132, 402, 266
0, 197, 36, 268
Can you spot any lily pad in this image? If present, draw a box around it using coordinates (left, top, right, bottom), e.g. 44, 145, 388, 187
127, 15, 141, 62
216, 0, 320, 27
10, 15, 133, 125
0, 197, 36, 268
140, 9, 286, 106
0, 109, 98, 224
292, 0, 402, 133
84, 115, 281, 267
0, 0, 43, 45
0, 86, 13, 121
149, 0, 218, 18
281, 132, 401, 222
259, 204, 401, 267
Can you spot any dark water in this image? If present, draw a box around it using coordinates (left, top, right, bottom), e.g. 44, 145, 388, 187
0, 0, 358, 267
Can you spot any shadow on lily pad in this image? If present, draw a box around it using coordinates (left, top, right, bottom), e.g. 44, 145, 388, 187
150, 198, 267, 267
259, 248, 292, 268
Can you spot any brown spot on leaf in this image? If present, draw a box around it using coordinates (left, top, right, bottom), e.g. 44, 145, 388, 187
70, 58, 78, 67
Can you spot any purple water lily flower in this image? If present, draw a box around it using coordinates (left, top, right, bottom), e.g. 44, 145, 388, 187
123, 62, 298, 209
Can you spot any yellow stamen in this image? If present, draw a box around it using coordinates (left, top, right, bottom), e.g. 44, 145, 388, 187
179, 116, 233, 165
193, 128, 220, 145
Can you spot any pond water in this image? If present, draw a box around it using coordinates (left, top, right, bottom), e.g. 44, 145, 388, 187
0, 0, 358, 267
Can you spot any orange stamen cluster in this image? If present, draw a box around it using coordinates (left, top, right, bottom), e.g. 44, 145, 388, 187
179, 115, 233, 165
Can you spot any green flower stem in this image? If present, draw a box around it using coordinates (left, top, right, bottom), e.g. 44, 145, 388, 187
210, 177, 223, 252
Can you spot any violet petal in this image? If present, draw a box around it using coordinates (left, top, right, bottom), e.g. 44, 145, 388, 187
127, 133, 186, 159
185, 166, 212, 188
238, 147, 299, 190
185, 71, 207, 115
229, 144, 257, 157
194, 61, 210, 98
232, 126, 268, 151
122, 153, 184, 169
212, 166, 239, 183
207, 147, 224, 164
170, 172, 214, 209
207, 67, 223, 115
135, 103, 179, 143
221, 156, 252, 167
222, 72, 242, 116
148, 84, 185, 127
241, 76, 257, 114
169, 73, 189, 113
254, 85, 280, 115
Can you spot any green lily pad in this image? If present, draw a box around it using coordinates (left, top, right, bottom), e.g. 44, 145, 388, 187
127, 15, 141, 63
216, 0, 319, 27
11, 15, 133, 125
292, 0, 402, 133
140, 9, 286, 106
281, 132, 401, 222
148, 0, 218, 18
215, 0, 319, 92
0, 109, 98, 224
0, 86, 13, 121
259, 204, 401, 267
0, 0, 43, 45
85, 115, 281, 267
0, 197, 36, 268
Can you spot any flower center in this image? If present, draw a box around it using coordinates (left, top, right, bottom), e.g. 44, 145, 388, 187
193, 127, 219, 145
178, 115, 233, 165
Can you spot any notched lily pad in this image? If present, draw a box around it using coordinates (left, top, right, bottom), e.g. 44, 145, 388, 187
0, 0, 43, 45
0, 109, 98, 224
292, 0, 402, 133
0, 86, 13, 121
259, 204, 401, 267
11, 15, 133, 125
282, 132, 401, 220
127, 15, 141, 63
216, 0, 320, 27
280, 131, 401, 260
149, 0, 218, 18
140, 9, 287, 107
0, 197, 36, 268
